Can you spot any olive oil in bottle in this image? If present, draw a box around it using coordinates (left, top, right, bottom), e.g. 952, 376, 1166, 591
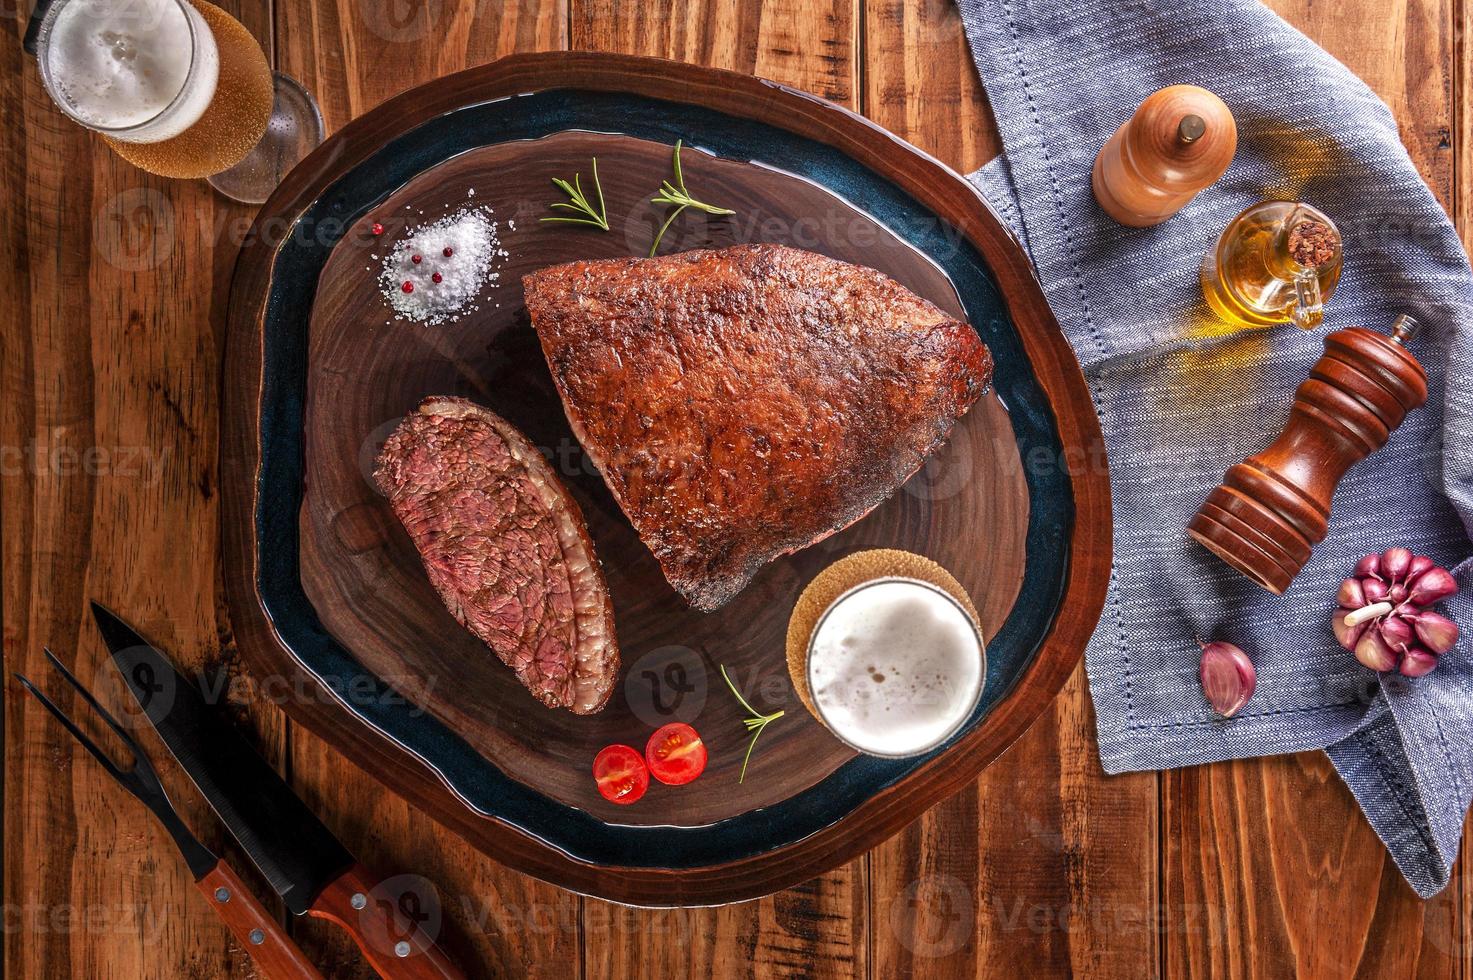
1201, 201, 1342, 329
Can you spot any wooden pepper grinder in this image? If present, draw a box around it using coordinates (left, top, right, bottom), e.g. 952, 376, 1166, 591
1093, 85, 1237, 226
1188, 315, 1428, 594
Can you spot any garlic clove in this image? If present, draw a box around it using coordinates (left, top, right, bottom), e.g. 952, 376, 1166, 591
1354, 553, 1383, 579
1355, 629, 1399, 672
1362, 577, 1391, 604
1383, 547, 1413, 582
1199, 641, 1256, 718
1379, 615, 1414, 650
1398, 646, 1439, 677
1332, 609, 1367, 651
1407, 567, 1458, 606
1338, 578, 1366, 609
1411, 611, 1459, 655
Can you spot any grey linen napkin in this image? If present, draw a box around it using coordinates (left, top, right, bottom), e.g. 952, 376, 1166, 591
958, 0, 1473, 895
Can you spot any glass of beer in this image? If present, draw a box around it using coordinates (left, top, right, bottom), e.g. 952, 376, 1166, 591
805, 577, 986, 758
29, 0, 323, 204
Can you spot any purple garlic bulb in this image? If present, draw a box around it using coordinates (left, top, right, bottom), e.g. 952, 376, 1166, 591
1334, 549, 1460, 677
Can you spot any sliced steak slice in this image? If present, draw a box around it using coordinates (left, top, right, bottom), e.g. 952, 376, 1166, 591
524, 243, 994, 612
373, 396, 618, 714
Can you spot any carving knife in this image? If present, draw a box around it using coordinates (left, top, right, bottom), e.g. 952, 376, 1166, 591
17, 650, 324, 980
90, 602, 464, 980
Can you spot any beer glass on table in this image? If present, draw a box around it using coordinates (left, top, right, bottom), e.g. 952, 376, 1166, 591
25, 0, 323, 204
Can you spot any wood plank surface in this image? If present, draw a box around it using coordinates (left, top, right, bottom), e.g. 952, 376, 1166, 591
4, 0, 1469, 977
3, 1, 289, 977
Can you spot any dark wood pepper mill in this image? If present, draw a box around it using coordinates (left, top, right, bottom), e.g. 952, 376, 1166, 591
1188, 314, 1428, 593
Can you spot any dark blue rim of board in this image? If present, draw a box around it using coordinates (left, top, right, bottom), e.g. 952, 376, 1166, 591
255, 88, 1072, 870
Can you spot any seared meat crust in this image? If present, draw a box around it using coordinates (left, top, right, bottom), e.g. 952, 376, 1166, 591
524, 244, 993, 611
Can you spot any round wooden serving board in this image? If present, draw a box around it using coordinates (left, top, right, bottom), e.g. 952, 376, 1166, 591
224, 52, 1111, 906
304, 130, 1025, 824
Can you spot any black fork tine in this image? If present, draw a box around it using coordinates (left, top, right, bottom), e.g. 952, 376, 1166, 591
40, 647, 144, 764
14, 672, 133, 785
16, 648, 167, 801
17, 647, 220, 881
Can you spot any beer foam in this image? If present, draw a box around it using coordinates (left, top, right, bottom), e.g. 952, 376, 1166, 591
786, 549, 979, 716
44, 0, 218, 140
103, 0, 273, 178
808, 578, 984, 756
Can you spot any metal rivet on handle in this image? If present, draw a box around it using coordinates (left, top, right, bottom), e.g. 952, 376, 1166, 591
214, 887, 231, 902
394, 941, 411, 958
249, 929, 265, 945
350, 893, 367, 910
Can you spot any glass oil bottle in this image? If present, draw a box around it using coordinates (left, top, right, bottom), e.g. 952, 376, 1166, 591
1200, 201, 1342, 329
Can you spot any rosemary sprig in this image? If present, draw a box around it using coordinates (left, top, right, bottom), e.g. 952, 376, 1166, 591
541, 158, 609, 231
648, 139, 735, 256
720, 665, 784, 783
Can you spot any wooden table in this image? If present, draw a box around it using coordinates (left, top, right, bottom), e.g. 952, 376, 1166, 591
3, 0, 1463, 976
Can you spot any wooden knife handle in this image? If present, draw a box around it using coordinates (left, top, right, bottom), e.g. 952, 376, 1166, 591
307, 863, 464, 980
197, 861, 324, 980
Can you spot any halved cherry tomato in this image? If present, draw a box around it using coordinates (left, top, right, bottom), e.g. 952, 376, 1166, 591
645, 722, 707, 785
593, 744, 649, 805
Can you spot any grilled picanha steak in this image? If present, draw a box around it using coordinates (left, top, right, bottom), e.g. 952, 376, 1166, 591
373, 396, 618, 713
523, 244, 994, 611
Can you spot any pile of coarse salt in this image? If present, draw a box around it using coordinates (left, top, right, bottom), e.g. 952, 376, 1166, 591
377, 206, 502, 325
